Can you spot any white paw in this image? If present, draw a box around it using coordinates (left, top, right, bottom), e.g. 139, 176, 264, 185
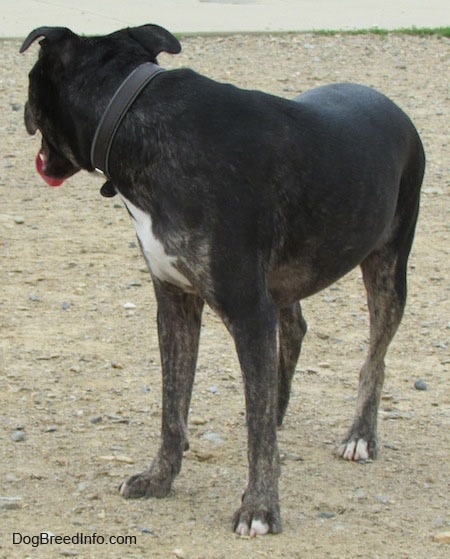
119, 481, 128, 496
235, 518, 270, 537
339, 439, 369, 461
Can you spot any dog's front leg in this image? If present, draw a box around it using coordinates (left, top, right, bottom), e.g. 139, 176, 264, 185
229, 296, 282, 536
120, 279, 203, 499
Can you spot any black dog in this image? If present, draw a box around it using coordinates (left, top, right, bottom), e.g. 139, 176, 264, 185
21, 24, 425, 536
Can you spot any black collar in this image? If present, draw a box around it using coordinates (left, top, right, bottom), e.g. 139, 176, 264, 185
90, 62, 165, 178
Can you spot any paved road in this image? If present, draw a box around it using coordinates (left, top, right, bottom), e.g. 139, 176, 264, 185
2, 0, 449, 37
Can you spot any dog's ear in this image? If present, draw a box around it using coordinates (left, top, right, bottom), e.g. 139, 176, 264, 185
20, 26, 76, 53
20, 26, 80, 78
127, 24, 181, 56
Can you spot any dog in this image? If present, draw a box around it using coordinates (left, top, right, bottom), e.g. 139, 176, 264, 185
20, 24, 425, 536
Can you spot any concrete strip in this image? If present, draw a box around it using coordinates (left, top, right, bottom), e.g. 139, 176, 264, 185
1, 0, 449, 38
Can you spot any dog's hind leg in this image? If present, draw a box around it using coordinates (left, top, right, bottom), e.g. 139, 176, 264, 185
120, 279, 203, 498
339, 250, 403, 460
339, 248, 406, 461
339, 162, 422, 461
277, 302, 307, 427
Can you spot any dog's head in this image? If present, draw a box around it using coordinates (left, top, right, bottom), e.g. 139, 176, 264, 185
20, 24, 181, 186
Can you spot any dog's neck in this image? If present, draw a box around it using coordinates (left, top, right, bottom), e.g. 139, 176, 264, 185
90, 62, 165, 178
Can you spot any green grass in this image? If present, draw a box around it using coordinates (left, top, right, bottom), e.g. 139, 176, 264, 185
312, 26, 450, 38
177, 26, 450, 40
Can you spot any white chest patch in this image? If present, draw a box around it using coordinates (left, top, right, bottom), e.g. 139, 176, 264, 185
120, 195, 192, 290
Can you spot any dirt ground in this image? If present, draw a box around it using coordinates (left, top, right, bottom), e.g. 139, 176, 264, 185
1, 32, 449, 559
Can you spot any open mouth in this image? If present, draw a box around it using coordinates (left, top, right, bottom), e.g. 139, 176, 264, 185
35, 150, 65, 187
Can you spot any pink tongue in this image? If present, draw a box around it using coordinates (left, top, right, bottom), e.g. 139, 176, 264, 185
35, 152, 64, 187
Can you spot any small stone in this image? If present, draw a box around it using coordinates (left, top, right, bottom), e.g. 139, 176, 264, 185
316, 332, 330, 340
414, 379, 428, 391
89, 416, 103, 424
11, 430, 26, 442
123, 302, 136, 310
190, 416, 207, 425
433, 531, 450, 544
11, 103, 21, 111
0, 497, 23, 510
44, 425, 58, 433
99, 455, 116, 462
383, 442, 399, 451
207, 386, 219, 394
173, 549, 186, 559
318, 511, 336, 519
13, 216, 25, 224
61, 301, 71, 310
285, 452, 304, 462
318, 362, 331, 369
98, 454, 134, 464
114, 455, 135, 464
375, 494, 391, 504
137, 526, 156, 535
191, 450, 214, 462
201, 431, 224, 446
106, 414, 130, 424
86, 493, 100, 501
